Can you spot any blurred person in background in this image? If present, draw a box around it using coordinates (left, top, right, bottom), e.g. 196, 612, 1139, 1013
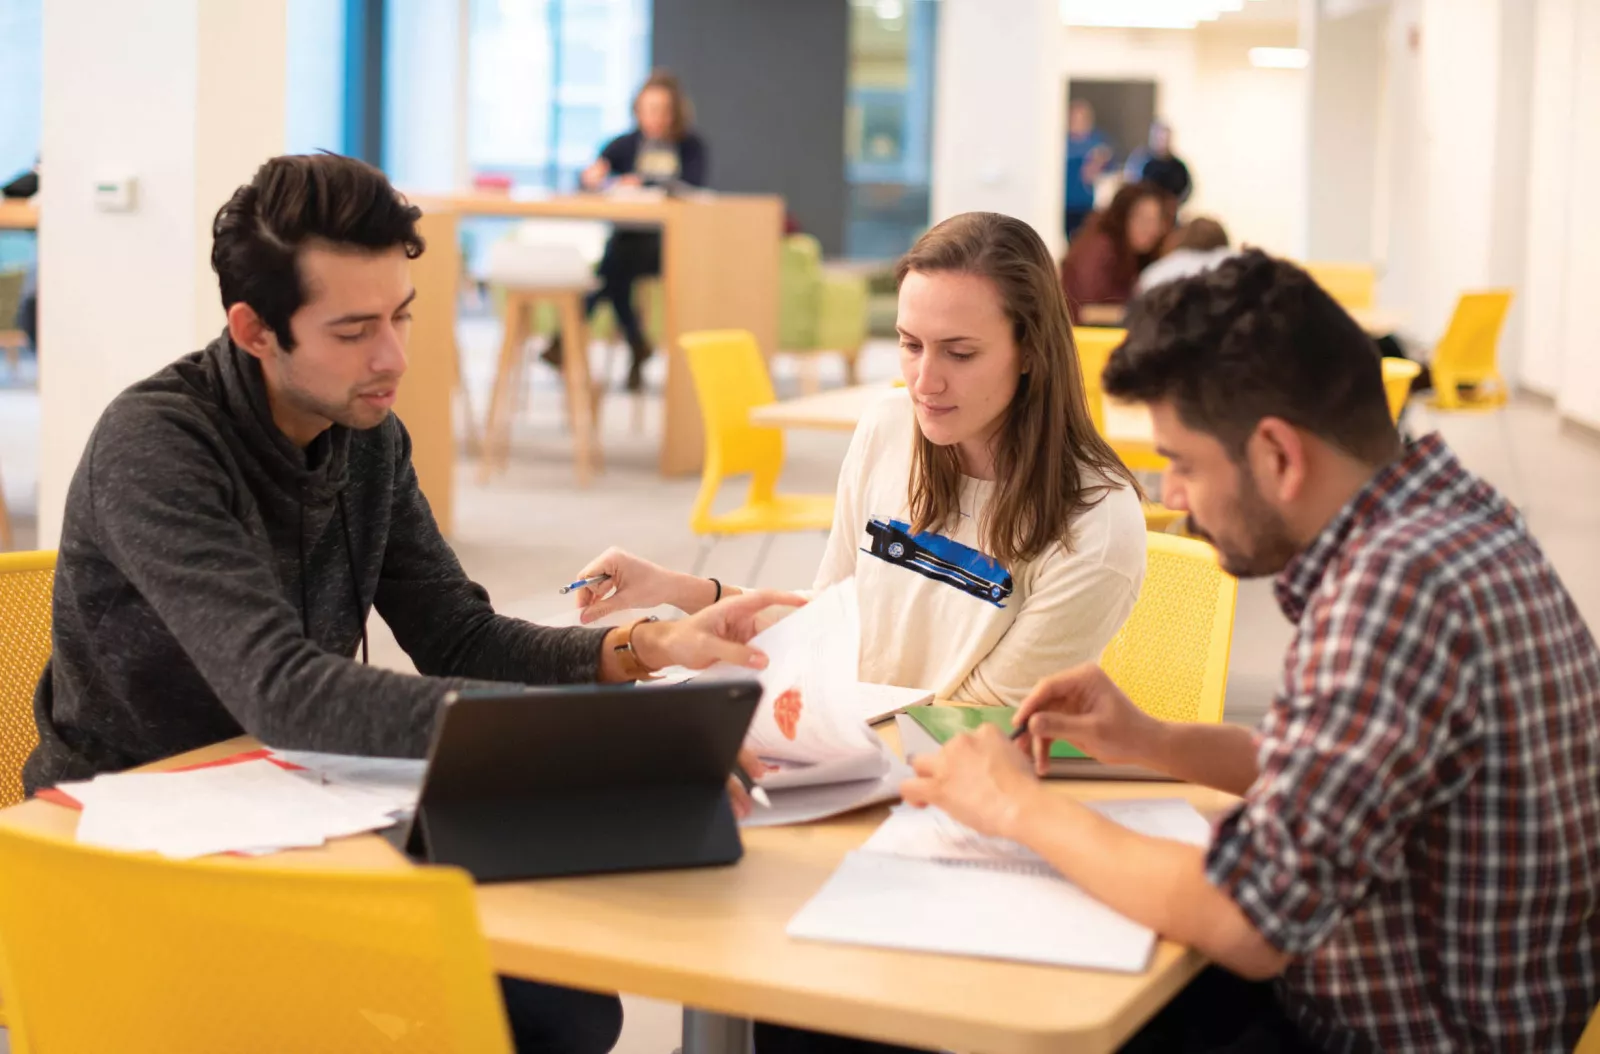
545, 69, 708, 391
1124, 120, 1192, 206
1064, 100, 1113, 240
1059, 182, 1173, 324
1134, 217, 1233, 297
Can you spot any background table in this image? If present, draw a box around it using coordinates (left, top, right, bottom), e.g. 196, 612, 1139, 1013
400, 192, 784, 534
0, 727, 1237, 1054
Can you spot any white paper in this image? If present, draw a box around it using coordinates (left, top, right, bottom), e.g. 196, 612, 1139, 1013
268, 749, 426, 814
67, 759, 399, 859
786, 850, 1158, 973
842, 682, 935, 724
862, 805, 1056, 876
742, 761, 914, 829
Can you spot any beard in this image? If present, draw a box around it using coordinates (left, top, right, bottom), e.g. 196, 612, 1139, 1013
1188, 472, 1300, 579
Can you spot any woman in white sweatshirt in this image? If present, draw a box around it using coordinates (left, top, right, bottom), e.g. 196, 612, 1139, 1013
573, 211, 1147, 706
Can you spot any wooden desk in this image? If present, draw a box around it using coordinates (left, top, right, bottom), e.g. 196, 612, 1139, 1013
403, 192, 784, 526
0, 729, 1233, 1054
750, 384, 1156, 452
0, 200, 38, 231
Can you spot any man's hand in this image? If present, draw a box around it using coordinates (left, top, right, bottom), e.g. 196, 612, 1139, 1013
1014, 664, 1165, 775
580, 158, 611, 190
900, 725, 1045, 840
726, 747, 769, 820
631, 591, 806, 672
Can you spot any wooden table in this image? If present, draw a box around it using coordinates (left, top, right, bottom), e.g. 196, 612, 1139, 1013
1348, 306, 1405, 336
0, 200, 38, 231
0, 727, 1234, 1054
399, 191, 784, 531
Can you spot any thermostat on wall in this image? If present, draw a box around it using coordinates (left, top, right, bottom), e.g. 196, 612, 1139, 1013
93, 176, 137, 212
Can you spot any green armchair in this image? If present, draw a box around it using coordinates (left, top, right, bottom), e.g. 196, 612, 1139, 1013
778, 234, 869, 391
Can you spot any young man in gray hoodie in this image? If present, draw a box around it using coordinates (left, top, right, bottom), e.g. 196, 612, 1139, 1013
26, 152, 787, 1054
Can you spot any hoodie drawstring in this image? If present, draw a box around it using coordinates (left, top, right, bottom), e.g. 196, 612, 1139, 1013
337, 493, 370, 665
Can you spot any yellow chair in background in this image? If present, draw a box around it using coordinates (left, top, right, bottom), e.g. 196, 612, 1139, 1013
1381, 357, 1422, 422
0, 824, 512, 1053
1427, 290, 1515, 411
681, 330, 835, 579
0, 550, 52, 809
1074, 327, 1181, 533
1576, 1004, 1600, 1054
1304, 261, 1377, 310
1100, 532, 1238, 724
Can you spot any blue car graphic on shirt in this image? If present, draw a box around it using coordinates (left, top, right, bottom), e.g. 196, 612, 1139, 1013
862, 517, 1014, 607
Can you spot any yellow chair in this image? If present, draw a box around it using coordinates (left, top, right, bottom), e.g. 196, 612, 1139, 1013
0, 550, 52, 810
1577, 1004, 1600, 1054
1381, 357, 1422, 423
1100, 532, 1238, 724
1304, 261, 1377, 310
0, 824, 512, 1053
1427, 290, 1515, 412
1073, 326, 1180, 532
0, 551, 55, 1030
681, 330, 835, 579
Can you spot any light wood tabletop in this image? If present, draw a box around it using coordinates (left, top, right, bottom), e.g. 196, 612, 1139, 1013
751, 385, 1156, 451
0, 199, 39, 231
0, 724, 1237, 1054
1347, 306, 1406, 336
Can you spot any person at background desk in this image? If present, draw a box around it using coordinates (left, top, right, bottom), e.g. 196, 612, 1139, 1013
23, 152, 791, 1054
570, 212, 1148, 710
1123, 120, 1192, 206
1059, 181, 1172, 325
1064, 100, 1112, 240
908, 251, 1600, 1052
545, 68, 708, 392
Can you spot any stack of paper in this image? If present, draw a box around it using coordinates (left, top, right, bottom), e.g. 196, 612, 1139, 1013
787, 800, 1212, 972
269, 749, 426, 817
64, 758, 403, 859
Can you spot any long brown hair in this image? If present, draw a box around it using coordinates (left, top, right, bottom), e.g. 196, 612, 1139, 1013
634, 69, 694, 142
895, 212, 1140, 566
1082, 182, 1172, 284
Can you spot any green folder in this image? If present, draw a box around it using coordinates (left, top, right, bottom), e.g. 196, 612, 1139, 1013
905, 705, 1089, 759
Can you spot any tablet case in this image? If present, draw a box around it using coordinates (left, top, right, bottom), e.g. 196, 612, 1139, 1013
404, 680, 762, 882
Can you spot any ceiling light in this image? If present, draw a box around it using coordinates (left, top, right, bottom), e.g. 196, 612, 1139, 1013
1061, 0, 1245, 29
875, 0, 905, 21
1248, 46, 1310, 68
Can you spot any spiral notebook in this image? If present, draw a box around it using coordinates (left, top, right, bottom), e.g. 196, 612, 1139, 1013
786, 801, 1211, 973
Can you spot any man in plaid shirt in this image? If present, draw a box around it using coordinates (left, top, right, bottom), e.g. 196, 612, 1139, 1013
903, 250, 1598, 1051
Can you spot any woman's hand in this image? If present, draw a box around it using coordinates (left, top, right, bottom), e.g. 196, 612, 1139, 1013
572, 548, 720, 623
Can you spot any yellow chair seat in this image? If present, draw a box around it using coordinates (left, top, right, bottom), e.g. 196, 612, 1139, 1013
1380, 357, 1421, 422
698, 493, 835, 537
1427, 380, 1511, 413
1140, 503, 1186, 534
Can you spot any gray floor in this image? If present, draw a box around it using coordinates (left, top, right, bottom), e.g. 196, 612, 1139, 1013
0, 329, 1597, 1051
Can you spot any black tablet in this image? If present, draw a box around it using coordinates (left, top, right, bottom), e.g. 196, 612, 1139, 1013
403, 679, 761, 882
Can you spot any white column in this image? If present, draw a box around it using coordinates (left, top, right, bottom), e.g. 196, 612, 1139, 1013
931, 0, 1065, 254
38, 0, 287, 545
1304, 2, 1386, 262
1374, 0, 1533, 374
1552, 0, 1600, 427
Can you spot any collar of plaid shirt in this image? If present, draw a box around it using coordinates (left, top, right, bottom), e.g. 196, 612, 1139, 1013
1272, 432, 1484, 624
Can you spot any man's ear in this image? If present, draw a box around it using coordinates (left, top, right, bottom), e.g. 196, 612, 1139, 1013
227, 302, 279, 363
1247, 417, 1309, 505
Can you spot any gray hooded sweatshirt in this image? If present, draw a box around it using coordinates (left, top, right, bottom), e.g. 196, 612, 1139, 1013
22, 333, 608, 795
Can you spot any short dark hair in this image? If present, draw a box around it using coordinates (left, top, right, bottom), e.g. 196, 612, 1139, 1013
211, 153, 424, 351
1103, 249, 1398, 464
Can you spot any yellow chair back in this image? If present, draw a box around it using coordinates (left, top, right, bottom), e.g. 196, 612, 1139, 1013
1072, 326, 1126, 436
1380, 358, 1421, 422
1304, 261, 1377, 310
681, 330, 785, 533
0, 824, 512, 1054
1576, 1004, 1600, 1054
1429, 290, 1515, 410
1100, 532, 1237, 724
0, 550, 53, 809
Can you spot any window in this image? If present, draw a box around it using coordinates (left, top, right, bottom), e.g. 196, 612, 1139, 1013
845, 0, 937, 259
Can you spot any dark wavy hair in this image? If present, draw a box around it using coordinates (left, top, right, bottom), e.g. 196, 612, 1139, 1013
211, 153, 424, 351
1103, 249, 1399, 465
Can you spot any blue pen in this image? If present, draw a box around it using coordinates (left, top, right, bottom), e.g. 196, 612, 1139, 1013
558, 573, 611, 595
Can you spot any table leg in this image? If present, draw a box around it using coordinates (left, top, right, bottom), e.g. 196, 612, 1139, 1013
681, 1009, 752, 1054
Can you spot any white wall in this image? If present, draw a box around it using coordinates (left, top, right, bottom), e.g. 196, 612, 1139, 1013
285, 0, 346, 155
1305, 5, 1386, 261
930, 0, 1064, 252
1061, 22, 1306, 256
38, 0, 286, 545
1554, 0, 1600, 426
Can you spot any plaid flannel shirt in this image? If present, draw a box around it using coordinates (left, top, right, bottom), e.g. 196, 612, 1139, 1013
1206, 434, 1600, 1051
